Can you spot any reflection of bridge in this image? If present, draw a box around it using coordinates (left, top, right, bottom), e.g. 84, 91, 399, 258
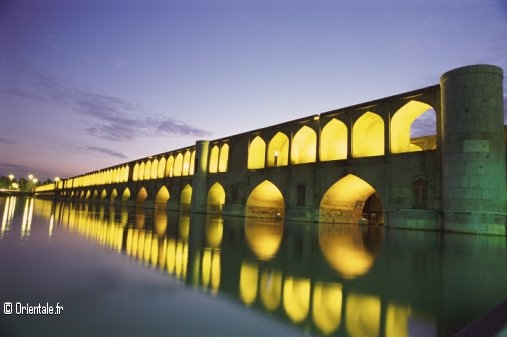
36, 65, 507, 235
22, 198, 507, 337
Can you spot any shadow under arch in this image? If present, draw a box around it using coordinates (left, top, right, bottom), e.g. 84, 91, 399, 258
320, 174, 382, 225
246, 180, 284, 218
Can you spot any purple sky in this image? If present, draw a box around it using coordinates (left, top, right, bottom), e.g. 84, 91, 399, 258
1, 0, 506, 181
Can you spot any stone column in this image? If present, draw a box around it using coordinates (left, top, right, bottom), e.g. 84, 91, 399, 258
440, 64, 506, 234
190, 140, 210, 213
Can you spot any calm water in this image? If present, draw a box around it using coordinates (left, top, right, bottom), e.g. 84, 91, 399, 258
1, 196, 507, 337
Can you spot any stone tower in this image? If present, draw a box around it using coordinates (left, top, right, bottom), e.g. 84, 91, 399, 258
440, 64, 506, 234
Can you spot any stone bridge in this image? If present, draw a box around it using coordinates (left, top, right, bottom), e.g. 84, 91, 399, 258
36, 64, 507, 235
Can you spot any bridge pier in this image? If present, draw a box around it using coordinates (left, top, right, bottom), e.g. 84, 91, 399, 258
190, 140, 210, 213
441, 64, 506, 234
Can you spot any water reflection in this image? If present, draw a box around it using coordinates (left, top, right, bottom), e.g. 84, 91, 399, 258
7, 197, 507, 337
1, 196, 17, 237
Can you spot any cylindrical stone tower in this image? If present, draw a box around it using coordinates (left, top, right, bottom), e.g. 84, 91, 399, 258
440, 64, 506, 234
190, 140, 210, 213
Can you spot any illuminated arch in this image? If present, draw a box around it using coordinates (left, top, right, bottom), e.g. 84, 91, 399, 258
182, 151, 191, 176
321, 119, 347, 161
180, 184, 192, 211
248, 136, 266, 169
207, 182, 225, 214
218, 144, 229, 172
86, 190, 91, 200
391, 100, 436, 153
291, 126, 316, 164
133, 163, 139, 182
320, 174, 377, 224
245, 217, 284, 261
144, 161, 152, 180
173, 153, 183, 177
165, 155, 174, 177
123, 166, 129, 182
110, 189, 118, 202
155, 186, 170, 207
312, 282, 343, 334
283, 277, 310, 323
246, 180, 284, 218
138, 162, 145, 181
267, 132, 289, 167
158, 157, 166, 178
122, 188, 131, 201
136, 187, 148, 203
100, 189, 107, 200
151, 159, 159, 179
189, 151, 196, 175
209, 145, 219, 173
352, 112, 384, 157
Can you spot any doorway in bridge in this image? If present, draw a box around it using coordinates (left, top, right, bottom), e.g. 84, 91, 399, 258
361, 193, 383, 225
246, 180, 284, 219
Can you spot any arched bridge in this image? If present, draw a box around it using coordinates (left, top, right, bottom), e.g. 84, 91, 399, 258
36, 65, 507, 235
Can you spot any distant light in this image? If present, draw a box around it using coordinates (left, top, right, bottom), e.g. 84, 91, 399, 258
8, 174, 14, 181
28, 174, 34, 180
32, 178, 38, 184
54, 177, 61, 182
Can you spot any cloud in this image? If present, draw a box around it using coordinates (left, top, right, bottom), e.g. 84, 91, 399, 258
0, 137, 15, 144
3, 67, 211, 142
84, 146, 128, 159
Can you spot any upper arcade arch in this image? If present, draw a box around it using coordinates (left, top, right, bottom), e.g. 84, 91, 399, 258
291, 126, 316, 164
268, 132, 289, 167
320, 118, 347, 161
352, 112, 384, 158
248, 136, 266, 169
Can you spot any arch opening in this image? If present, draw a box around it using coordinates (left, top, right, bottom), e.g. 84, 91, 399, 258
246, 180, 284, 218
268, 132, 289, 167
291, 126, 316, 164
207, 182, 225, 214
180, 184, 192, 212
321, 119, 347, 161
248, 136, 266, 169
155, 186, 170, 209
352, 112, 384, 157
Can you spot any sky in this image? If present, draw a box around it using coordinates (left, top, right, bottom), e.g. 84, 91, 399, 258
1, 0, 506, 181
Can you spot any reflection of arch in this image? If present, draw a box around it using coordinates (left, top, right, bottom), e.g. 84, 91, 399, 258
245, 217, 284, 261
320, 174, 377, 224
283, 277, 310, 323
319, 223, 381, 279
246, 180, 284, 218
352, 112, 384, 157
291, 126, 316, 164
268, 132, 289, 167
180, 184, 192, 211
321, 119, 347, 161
155, 186, 170, 208
346, 293, 381, 337
248, 136, 266, 169
391, 100, 435, 153
207, 182, 225, 214
260, 269, 282, 311
239, 262, 258, 306
205, 215, 223, 248
312, 282, 342, 334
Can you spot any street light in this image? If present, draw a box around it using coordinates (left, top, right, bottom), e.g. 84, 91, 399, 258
8, 174, 14, 181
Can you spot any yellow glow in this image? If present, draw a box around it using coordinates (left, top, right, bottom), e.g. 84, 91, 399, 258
245, 217, 283, 261
248, 136, 266, 169
218, 143, 229, 172
246, 180, 284, 218
283, 277, 310, 323
352, 111, 384, 157
189, 150, 196, 175
391, 100, 434, 154
139, 162, 145, 181
110, 189, 118, 202
291, 126, 316, 164
201, 249, 221, 294
174, 153, 183, 176
158, 157, 166, 178
145, 161, 152, 180
178, 213, 190, 241
207, 182, 225, 214
346, 293, 381, 337
320, 174, 375, 224
202, 249, 213, 287
209, 145, 219, 173
165, 155, 174, 177
183, 151, 191, 176
151, 159, 159, 179
155, 186, 170, 206
239, 262, 258, 306
180, 185, 192, 210
318, 223, 376, 279
385, 303, 411, 337
268, 132, 289, 167
321, 119, 347, 161
100, 189, 107, 200
154, 207, 168, 236
205, 215, 223, 248
150, 237, 159, 267
135, 206, 145, 228
259, 268, 282, 311
122, 188, 131, 201
166, 239, 176, 273
312, 282, 343, 334
136, 187, 148, 203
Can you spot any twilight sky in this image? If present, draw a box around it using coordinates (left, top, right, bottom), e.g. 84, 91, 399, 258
1, 0, 506, 181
